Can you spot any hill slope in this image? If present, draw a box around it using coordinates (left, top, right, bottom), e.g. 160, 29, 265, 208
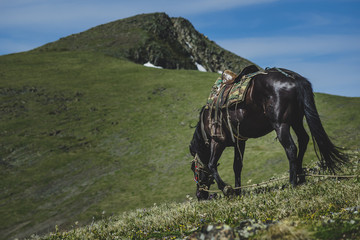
34, 12, 256, 73
30, 153, 360, 239
1, 50, 359, 239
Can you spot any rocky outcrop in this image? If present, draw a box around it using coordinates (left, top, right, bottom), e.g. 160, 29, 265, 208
172, 17, 254, 73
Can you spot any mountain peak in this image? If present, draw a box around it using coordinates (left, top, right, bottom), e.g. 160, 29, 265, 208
36, 12, 255, 73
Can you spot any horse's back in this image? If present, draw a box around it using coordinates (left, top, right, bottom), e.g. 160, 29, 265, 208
249, 69, 303, 124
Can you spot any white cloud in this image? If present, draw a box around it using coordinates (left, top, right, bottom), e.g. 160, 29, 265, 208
0, 0, 279, 28
289, 59, 359, 97
218, 35, 360, 59
164, 0, 279, 15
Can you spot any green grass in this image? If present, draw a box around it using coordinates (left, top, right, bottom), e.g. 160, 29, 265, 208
29, 152, 360, 239
0, 50, 359, 239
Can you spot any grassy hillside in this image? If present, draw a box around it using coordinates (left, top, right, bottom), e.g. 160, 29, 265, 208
0, 51, 359, 239
30, 152, 360, 239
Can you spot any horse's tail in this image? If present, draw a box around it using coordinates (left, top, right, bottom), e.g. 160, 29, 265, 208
295, 77, 348, 173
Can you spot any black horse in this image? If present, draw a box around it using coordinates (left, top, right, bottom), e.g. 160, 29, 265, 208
189, 67, 348, 200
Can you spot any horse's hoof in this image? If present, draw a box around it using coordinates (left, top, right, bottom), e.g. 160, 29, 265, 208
298, 176, 306, 185
234, 189, 241, 196
223, 185, 234, 196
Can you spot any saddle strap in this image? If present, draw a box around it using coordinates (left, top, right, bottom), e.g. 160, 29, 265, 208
226, 104, 236, 143
200, 109, 209, 145
266, 67, 295, 79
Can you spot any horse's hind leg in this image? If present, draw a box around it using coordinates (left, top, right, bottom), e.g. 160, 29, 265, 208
274, 123, 299, 186
292, 119, 309, 184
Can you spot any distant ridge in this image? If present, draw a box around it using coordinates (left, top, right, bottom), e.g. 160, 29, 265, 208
35, 12, 255, 73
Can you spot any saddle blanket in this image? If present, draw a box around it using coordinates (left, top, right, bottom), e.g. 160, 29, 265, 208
206, 70, 264, 109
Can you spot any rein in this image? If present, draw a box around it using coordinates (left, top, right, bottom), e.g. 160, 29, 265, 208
192, 154, 214, 190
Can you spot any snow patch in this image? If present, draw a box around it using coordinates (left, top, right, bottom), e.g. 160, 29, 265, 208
195, 62, 207, 72
144, 62, 163, 69
185, 41, 192, 49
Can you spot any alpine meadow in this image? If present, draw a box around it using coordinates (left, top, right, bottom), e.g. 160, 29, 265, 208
0, 13, 359, 239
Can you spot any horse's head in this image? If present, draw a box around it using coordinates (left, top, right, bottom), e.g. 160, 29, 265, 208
190, 152, 215, 200
189, 117, 214, 200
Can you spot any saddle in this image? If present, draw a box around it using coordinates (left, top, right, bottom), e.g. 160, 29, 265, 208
206, 65, 261, 109
205, 65, 264, 140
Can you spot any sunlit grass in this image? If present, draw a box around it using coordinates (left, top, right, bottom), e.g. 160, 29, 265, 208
29, 152, 360, 239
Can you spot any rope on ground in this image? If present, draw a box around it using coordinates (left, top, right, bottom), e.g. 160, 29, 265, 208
305, 173, 358, 178
199, 173, 359, 193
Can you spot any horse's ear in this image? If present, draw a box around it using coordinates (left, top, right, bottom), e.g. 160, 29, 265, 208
189, 144, 196, 157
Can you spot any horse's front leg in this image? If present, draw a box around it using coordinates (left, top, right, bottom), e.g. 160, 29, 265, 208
208, 140, 233, 196
234, 141, 245, 195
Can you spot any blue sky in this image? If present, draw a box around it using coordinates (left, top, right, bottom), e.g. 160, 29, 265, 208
1, 0, 359, 97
